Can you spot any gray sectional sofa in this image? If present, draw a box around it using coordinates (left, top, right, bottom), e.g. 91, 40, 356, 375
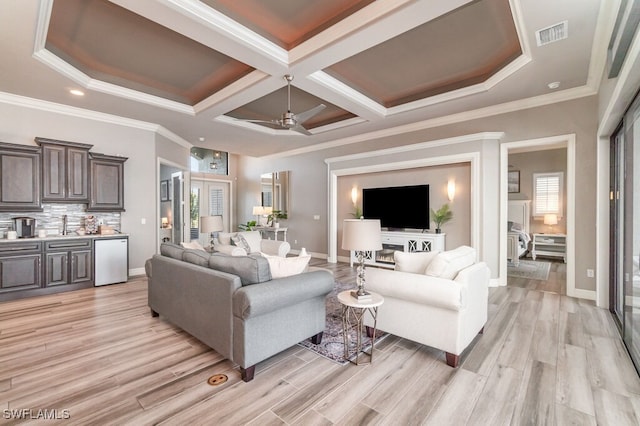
146, 243, 333, 382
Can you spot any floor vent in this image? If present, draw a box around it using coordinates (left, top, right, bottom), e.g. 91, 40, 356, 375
535, 21, 568, 46
207, 374, 228, 386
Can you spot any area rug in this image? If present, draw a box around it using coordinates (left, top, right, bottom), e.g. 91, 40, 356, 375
507, 259, 551, 281
297, 280, 387, 365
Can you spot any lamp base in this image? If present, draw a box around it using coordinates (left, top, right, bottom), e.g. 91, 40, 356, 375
350, 290, 372, 301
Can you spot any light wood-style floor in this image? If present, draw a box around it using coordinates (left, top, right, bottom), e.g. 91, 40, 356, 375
1, 259, 640, 425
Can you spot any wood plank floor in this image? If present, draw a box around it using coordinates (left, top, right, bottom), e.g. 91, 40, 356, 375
1, 258, 639, 425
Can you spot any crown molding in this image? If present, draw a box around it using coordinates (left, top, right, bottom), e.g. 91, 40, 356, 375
262, 84, 596, 159
0, 91, 191, 148
325, 132, 504, 164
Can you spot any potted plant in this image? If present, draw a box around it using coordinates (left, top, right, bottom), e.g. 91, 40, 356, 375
267, 210, 287, 227
238, 220, 257, 231
430, 204, 453, 233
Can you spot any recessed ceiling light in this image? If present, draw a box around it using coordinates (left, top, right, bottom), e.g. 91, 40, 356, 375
199, 137, 205, 142
547, 82, 560, 89
69, 89, 85, 96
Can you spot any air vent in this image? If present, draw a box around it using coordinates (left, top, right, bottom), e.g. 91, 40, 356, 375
535, 21, 568, 46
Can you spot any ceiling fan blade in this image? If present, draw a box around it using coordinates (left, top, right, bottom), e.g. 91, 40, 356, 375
294, 104, 326, 124
235, 118, 277, 125
291, 124, 312, 136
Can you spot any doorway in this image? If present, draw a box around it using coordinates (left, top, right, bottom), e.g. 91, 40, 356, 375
190, 179, 232, 247
158, 161, 188, 248
499, 135, 576, 296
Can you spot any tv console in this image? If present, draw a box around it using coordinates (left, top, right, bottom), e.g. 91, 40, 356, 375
349, 231, 446, 269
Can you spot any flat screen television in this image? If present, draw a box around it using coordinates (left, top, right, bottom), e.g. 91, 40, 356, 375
362, 184, 430, 230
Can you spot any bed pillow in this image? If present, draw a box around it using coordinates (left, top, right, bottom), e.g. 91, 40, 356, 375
263, 253, 311, 278
425, 246, 476, 280
394, 251, 440, 274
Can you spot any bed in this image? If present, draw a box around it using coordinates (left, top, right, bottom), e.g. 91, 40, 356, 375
507, 200, 531, 266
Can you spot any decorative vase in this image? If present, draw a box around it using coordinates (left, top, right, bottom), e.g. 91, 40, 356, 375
435, 228, 442, 234
273, 222, 280, 228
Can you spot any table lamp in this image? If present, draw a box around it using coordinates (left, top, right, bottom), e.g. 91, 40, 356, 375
200, 215, 223, 247
342, 218, 382, 300
543, 214, 557, 232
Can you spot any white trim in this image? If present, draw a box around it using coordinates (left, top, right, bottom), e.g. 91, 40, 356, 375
0, 91, 192, 148
325, 132, 504, 164
596, 138, 610, 309
327, 148, 482, 265
307, 71, 387, 117
499, 135, 577, 300
129, 267, 146, 277
262, 86, 595, 159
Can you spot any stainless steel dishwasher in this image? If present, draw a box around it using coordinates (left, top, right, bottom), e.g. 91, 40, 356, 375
94, 237, 128, 286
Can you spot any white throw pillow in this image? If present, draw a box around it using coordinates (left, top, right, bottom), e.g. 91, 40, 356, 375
181, 241, 206, 251
238, 231, 262, 253
218, 232, 235, 245
231, 235, 250, 252
425, 246, 476, 280
394, 250, 440, 274
263, 254, 311, 278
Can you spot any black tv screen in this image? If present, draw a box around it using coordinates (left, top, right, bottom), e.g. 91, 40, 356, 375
363, 184, 430, 230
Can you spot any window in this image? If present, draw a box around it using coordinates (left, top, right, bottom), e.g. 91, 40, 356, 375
533, 172, 563, 218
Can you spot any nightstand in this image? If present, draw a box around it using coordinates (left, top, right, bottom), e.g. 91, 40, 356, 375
532, 233, 566, 263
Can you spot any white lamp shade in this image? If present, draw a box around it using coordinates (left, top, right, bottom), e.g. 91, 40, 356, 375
543, 214, 558, 225
342, 219, 382, 251
263, 206, 273, 215
252, 206, 265, 215
200, 215, 223, 233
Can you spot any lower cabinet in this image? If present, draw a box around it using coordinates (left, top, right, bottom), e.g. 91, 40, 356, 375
44, 240, 93, 287
0, 241, 42, 294
350, 231, 446, 268
0, 238, 94, 301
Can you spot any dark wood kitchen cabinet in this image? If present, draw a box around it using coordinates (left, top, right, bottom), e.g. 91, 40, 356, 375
0, 142, 42, 211
44, 239, 92, 287
0, 241, 43, 295
88, 153, 127, 212
36, 137, 92, 203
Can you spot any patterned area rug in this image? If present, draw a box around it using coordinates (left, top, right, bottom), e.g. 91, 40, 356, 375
507, 259, 551, 281
297, 280, 387, 365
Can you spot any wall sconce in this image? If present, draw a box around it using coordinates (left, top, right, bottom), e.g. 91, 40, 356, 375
351, 187, 358, 206
447, 179, 456, 202
161, 217, 169, 228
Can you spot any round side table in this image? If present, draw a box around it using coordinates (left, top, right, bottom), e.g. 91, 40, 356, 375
337, 290, 384, 365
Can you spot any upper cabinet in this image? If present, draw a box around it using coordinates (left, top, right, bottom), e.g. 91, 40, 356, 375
36, 137, 92, 203
88, 153, 127, 212
0, 142, 42, 212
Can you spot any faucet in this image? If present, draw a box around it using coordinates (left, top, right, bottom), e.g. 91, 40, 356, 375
62, 215, 68, 236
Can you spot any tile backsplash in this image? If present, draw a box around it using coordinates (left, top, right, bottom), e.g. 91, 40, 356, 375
0, 204, 121, 235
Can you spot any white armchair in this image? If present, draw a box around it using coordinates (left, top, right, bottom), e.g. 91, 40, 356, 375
214, 231, 290, 257
363, 247, 490, 367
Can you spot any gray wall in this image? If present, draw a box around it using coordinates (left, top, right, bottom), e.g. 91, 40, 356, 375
238, 96, 598, 291
509, 148, 568, 235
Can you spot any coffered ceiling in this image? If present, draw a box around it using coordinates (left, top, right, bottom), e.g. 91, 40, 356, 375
0, 0, 609, 156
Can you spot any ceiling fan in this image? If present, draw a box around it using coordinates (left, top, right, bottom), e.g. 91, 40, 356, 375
237, 75, 325, 136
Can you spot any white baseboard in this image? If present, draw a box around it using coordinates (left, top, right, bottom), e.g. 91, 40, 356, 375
129, 267, 145, 277
567, 288, 596, 301
489, 278, 502, 287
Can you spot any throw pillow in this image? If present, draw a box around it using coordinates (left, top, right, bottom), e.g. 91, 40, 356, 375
425, 245, 476, 280
160, 242, 184, 260
183, 249, 210, 267
238, 231, 262, 253
231, 235, 250, 252
217, 232, 235, 245
394, 250, 440, 274
181, 241, 206, 251
208, 253, 272, 285
263, 254, 311, 278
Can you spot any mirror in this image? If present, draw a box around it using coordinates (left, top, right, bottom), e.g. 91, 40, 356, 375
261, 171, 290, 216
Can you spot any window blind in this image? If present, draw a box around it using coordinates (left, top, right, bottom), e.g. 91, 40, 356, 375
533, 172, 563, 217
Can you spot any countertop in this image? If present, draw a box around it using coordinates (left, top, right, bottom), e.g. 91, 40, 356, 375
0, 233, 129, 243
